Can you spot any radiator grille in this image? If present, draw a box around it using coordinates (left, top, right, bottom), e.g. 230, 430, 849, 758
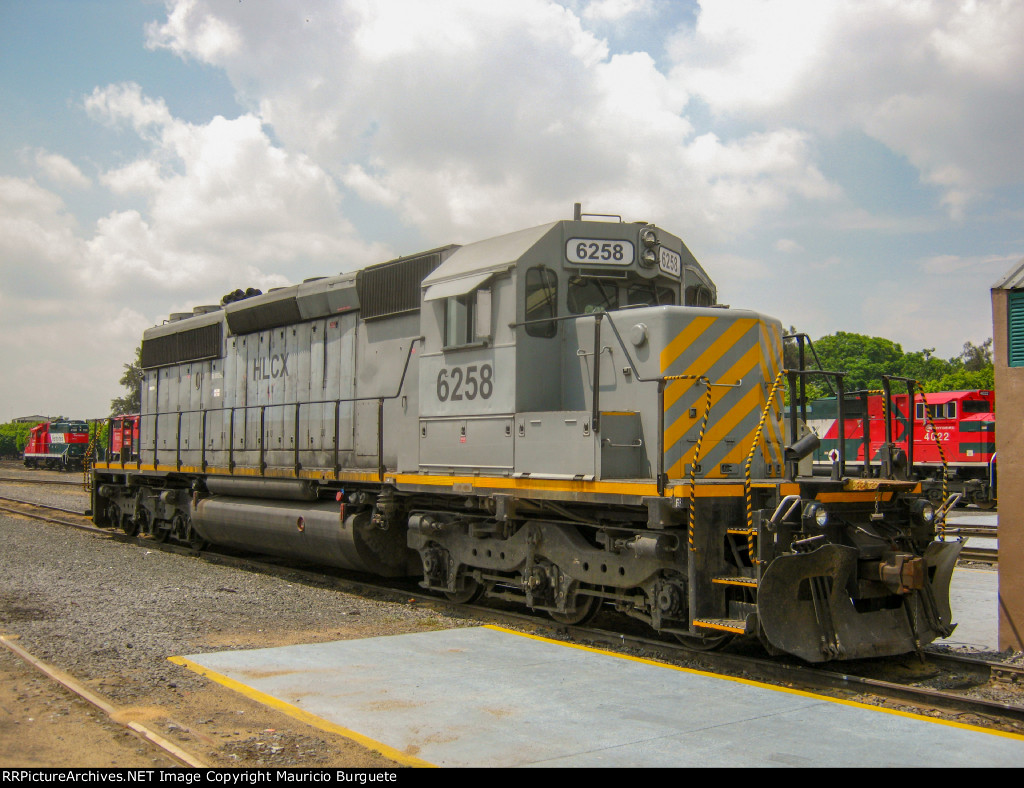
141, 322, 222, 369
357, 252, 442, 321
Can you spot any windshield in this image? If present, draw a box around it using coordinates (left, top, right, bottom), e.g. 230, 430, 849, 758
627, 283, 676, 307
568, 278, 619, 314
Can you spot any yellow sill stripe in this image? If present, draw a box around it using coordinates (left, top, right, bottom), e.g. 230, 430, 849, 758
168, 656, 436, 768
92, 462, 802, 500
384, 473, 781, 499
816, 491, 896, 502
484, 626, 1024, 742
694, 620, 748, 634
92, 462, 380, 484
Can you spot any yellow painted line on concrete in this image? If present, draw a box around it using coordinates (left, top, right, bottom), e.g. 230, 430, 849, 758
168, 656, 436, 768
482, 625, 1024, 742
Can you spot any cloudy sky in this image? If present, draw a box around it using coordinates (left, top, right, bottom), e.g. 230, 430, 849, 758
2, 0, 1022, 420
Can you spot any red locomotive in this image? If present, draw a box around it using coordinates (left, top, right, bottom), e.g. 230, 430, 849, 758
107, 414, 140, 464
23, 419, 91, 470
806, 390, 996, 507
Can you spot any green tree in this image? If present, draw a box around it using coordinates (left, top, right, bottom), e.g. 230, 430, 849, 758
801, 332, 908, 397
0, 421, 40, 458
110, 345, 143, 415
788, 331, 993, 399
958, 339, 993, 372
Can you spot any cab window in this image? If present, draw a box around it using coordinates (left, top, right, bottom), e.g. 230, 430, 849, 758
445, 293, 476, 347
685, 285, 714, 306
525, 267, 558, 338
568, 277, 619, 314
627, 283, 676, 307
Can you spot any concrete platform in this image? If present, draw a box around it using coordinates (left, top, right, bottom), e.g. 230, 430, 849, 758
948, 566, 998, 651
174, 623, 1024, 768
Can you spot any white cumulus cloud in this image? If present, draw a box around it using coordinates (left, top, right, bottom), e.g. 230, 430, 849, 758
668, 0, 1024, 217
144, 0, 840, 245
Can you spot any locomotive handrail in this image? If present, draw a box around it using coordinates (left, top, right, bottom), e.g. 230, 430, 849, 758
101, 338, 422, 482
785, 367, 847, 478
783, 333, 837, 400
904, 378, 951, 532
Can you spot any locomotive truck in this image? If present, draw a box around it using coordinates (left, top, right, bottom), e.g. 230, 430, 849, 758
91, 207, 960, 662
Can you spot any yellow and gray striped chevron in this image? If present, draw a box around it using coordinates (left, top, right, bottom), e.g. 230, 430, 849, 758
660, 313, 784, 480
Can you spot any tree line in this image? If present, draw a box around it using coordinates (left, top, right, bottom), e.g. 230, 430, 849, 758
784, 331, 994, 401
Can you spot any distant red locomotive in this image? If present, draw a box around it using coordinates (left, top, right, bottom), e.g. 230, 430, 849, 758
23, 419, 91, 470
806, 390, 996, 508
108, 414, 139, 464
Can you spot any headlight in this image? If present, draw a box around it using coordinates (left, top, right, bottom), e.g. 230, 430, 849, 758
640, 226, 658, 248
803, 502, 829, 529
641, 248, 658, 267
910, 499, 935, 526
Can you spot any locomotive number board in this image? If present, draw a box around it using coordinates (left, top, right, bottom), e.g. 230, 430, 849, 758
566, 238, 634, 265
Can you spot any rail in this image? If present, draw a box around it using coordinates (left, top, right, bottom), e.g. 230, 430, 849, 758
96, 338, 421, 483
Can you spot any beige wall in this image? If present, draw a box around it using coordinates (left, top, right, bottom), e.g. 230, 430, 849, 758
992, 288, 1024, 650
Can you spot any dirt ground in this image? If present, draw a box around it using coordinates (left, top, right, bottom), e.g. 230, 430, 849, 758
0, 645, 178, 767
0, 637, 408, 769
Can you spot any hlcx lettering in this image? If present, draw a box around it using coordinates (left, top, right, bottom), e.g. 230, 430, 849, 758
252, 353, 290, 380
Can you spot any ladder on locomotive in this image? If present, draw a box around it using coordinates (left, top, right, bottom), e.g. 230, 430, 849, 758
694, 527, 762, 636
689, 367, 786, 637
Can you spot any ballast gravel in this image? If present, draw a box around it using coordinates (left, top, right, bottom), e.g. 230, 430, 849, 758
0, 465, 470, 767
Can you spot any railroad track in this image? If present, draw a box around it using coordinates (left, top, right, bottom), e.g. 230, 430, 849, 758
960, 546, 999, 564
0, 475, 85, 487
5, 497, 1022, 734
944, 526, 998, 538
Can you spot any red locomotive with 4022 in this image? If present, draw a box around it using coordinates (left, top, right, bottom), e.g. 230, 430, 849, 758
806, 389, 996, 508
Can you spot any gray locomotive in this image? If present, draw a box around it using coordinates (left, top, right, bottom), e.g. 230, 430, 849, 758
92, 206, 961, 662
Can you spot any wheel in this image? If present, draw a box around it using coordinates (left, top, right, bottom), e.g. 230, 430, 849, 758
444, 577, 485, 604
549, 594, 602, 625
974, 500, 996, 511
125, 506, 146, 537
188, 530, 208, 551
674, 632, 733, 651
151, 526, 170, 543
121, 514, 139, 537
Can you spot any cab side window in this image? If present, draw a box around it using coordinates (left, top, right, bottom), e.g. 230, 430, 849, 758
525, 267, 558, 338
445, 293, 476, 347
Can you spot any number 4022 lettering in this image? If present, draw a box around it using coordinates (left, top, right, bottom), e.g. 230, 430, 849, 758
437, 364, 493, 402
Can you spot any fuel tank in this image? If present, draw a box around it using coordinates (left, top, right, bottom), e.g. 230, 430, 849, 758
191, 496, 417, 577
